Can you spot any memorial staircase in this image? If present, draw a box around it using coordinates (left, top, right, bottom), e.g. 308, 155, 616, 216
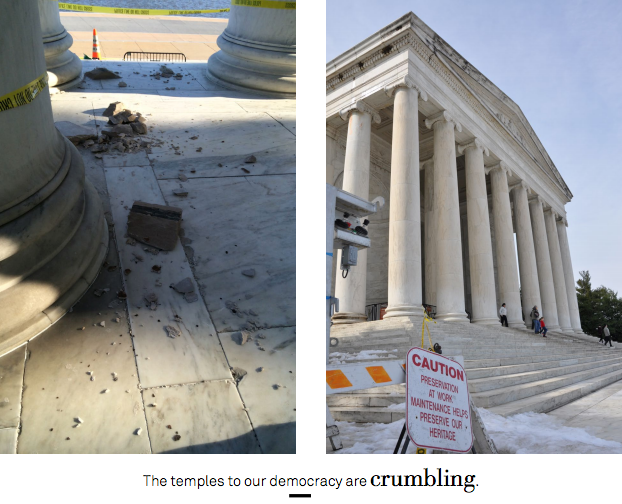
327, 317, 622, 423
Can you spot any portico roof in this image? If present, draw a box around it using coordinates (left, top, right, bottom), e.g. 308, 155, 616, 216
326, 12, 572, 204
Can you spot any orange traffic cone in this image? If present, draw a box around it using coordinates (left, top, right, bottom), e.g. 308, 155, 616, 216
92, 28, 100, 60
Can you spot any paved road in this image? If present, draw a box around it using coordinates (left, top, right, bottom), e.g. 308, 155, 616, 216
62, 12, 226, 60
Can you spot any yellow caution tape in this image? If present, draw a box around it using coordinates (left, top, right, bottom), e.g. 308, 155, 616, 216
0, 73, 48, 114
231, 0, 295, 8
57, 3, 230, 15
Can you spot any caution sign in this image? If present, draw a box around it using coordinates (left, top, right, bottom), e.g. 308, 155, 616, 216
0, 73, 48, 113
406, 348, 472, 453
57, 2, 230, 15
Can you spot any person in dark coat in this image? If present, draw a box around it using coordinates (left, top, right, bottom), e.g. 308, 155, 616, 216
597, 325, 604, 344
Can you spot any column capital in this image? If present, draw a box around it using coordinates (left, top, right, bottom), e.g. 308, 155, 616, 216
509, 180, 530, 194
424, 110, 462, 133
384, 75, 428, 101
485, 160, 512, 177
556, 215, 568, 227
457, 138, 489, 157
339, 100, 381, 124
544, 207, 558, 220
419, 155, 434, 171
528, 194, 545, 207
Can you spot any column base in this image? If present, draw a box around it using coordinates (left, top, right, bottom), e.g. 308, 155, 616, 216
384, 305, 424, 319
206, 33, 295, 98
331, 311, 368, 325
436, 312, 470, 323
572, 328, 585, 335
470, 317, 501, 325
43, 31, 82, 90
508, 319, 526, 328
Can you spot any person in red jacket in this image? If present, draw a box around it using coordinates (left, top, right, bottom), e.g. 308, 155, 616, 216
539, 317, 547, 337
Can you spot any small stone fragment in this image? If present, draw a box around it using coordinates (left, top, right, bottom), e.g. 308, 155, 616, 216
234, 330, 251, 346
173, 434, 181, 441
99, 321, 106, 327
90, 376, 95, 381
171, 277, 194, 294
131, 122, 148, 135
272, 384, 284, 390
179, 174, 188, 182
132, 252, 143, 262
102, 101, 124, 117
184, 292, 198, 303
93, 288, 110, 297
231, 367, 247, 383
241, 167, 250, 173
256, 367, 264, 372
242, 269, 256, 278
165, 325, 182, 338
166, 425, 172, 429
75, 417, 84, 424
151, 265, 161, 273
244, 155, 257, 164
118, 81, 127, 87
102, 389, 109, 394
117, 290, 127, 299
173, 188, 188, 197
135, 428, 142, 435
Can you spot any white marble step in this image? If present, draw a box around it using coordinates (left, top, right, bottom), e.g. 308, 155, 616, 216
467, 352, 622, 379
468, 355, 622, 393
488, 369, 622, 416
471, 360, 622, 408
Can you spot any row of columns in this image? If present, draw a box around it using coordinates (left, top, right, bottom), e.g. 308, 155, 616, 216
332, 77, 582, 333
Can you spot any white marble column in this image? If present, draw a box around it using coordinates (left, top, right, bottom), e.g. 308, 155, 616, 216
425, 111, 467, 322
544, 209, 572, 331
511, 182, 541, 327
458, 139, 498, 324
332, 101, 380, 324
38, 0, 82, 90
488, 162, 523, 327
0, 0, 107, 356
206, 0, 295, 96
557, 217, 583, 333
529, 196, 559, 330
422, 157, 436, 306
384, 77, 427, 318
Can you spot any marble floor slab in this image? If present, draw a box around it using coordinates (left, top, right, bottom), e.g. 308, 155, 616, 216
17, 239, 151, 454
0, 346, 26, 429
0, 428, 18, 454
143, 380, 261, 454
549, 381, 622, 443
147, 112, 293, 164
157, 174, 296, 332
153, 142, 295, 179
219, 326, 296, 454
104, 165, 232, 388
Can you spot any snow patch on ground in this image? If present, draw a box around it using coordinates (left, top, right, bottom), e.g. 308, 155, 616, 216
479, 408, 622, 454
386, 402, 406, 411
329, 419, 417, 454
329, 408, 622, 454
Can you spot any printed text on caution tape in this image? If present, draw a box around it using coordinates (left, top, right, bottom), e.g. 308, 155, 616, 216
0, 73, 48, 113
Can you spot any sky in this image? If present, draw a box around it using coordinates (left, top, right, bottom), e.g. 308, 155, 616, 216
326, 0, 622, 295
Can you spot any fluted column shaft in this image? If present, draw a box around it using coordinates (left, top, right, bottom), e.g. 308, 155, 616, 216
333, 103, 378, 324
529, 197, 559, 329
544, 209, 572, 331
489, 164, 523, 327
425, 111, 467, 322
385, 82, 425, 318
557, 218, 583, 332
423, 158, 436, 306
460, 140, 497, 324
512, 183, 541, 327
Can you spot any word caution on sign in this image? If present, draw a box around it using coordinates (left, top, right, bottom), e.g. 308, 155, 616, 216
406, 347, 473, 453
